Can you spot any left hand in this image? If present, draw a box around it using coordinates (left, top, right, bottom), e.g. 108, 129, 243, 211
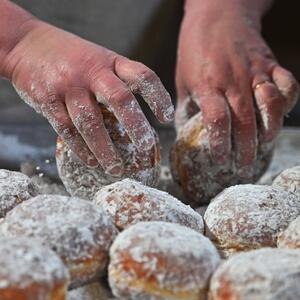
176, 2, 299, 177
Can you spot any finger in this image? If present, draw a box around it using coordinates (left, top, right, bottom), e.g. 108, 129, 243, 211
90, 71, 156, 151
227, 89, 257, 178
41, 98, 98, 167
114, 57, 175, 123
195, 90, 231, 164
254, 82, 285, 142
65, 88, 124, 176
272, 66, 300, 113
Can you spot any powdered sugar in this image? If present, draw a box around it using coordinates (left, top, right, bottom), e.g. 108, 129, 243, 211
277, 216, 300, 249
174, 97, 200, 131
272, 166, 300, 197
0, 195, 117, 288
13, 85, 42, 114
0, 237, 69, 290
204, 184, 300, 256
132, 74, 174, 122
209, 248, 300, 300
0, 169, 38, 218
94, 178, 204, 233
56, 107, 160, 200
109, 221, 220, 299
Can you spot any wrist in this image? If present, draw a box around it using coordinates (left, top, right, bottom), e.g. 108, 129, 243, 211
0, 0, 40, 79
184, 0, 273, 31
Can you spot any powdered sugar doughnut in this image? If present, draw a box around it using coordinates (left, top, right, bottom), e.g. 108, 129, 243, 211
204, 184, 300, 257
170, 113, 273, 206
68, 281, 115, 300
56, 105, 161, 200
109, 221, 220, 300
209, 248, 300, 300
0, 237, 69, 300
0, 195, 118, 289
0, 169, 38, 218
277, 216, 300, 249
272, 166, 300, 197
93, 178, 204, 233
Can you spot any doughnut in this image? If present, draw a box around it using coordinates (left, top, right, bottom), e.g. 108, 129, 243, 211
170, 113, 273, 206
277, 216, 300, 249
0, 237, 69, 300
209, 248, 300, 300
68, 281, 116, 300
272, 166, 300, 197
56, 105, 161, 200
0, 169, 38, 218
93, 178, 204, 233
0, 195, 118, 289
204, 184, 300, 257
109, 221, 220, 300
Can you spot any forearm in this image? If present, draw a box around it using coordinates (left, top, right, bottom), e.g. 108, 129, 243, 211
184, 0, 273, 29
0, 0, 39, 78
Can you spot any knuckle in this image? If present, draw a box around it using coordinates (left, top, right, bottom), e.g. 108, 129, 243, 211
75, 114, 100, 136
109, 88, 133, 107
53, 118, 75, 139
139, 68, 157, 82
208, 109, 230, 126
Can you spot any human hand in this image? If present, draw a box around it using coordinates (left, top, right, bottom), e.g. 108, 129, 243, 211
176, 0, 299, 177
3, 20, 174, 175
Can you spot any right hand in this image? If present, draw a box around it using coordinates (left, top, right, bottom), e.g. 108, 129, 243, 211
3, 20, 174, 176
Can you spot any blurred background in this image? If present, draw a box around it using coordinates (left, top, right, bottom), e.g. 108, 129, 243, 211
0, 0, 299, 177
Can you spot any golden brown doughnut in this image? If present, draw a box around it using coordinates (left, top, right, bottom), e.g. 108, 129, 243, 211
0, 169, 38, 218
277, 216, 300, 249
93, 178, 204, 233
0, 237, 69, 300
56, 105, 161, 200
209, 248, 300, 300
170, 113, 273, 206
0, 195, 118, 289
109, 221, 220, 300
204, 184, 300, 257
272, 166, 300, 197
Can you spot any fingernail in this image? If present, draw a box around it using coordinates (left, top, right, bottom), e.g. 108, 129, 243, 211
137, 131, 156, 151
87, 155, 99, 168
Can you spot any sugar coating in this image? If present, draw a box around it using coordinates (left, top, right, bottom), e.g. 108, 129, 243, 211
170, 113, 273, 206
0, 195, 117, 287
0, 237, 69, 290
94, 178, 204, 233
68, 282, 116, 300
204, 184, 300, 256
0, 169, 38, 218
209, 248, 300, 300
277, 216, 300, 249
131, 74, 174, 123
13, 85, 42, 114
272, 166, 300, 197
56, 106, 161, 201
109, 221, 220, 300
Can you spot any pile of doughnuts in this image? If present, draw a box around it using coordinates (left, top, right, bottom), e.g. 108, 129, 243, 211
0, 159, 300, 299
